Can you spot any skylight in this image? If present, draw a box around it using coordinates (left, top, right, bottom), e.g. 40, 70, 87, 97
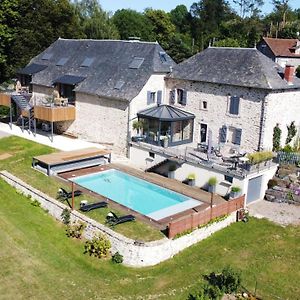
129, 57, 144, 69
42, 53, 53, 60
114, 80, 125, 90
56, 57, 68, 66
159, 51, 167, 63
81, 57, 94, 67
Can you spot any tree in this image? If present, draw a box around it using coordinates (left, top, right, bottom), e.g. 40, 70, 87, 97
232, 0, 264, 18
75, 0, 119, 39
272, 0, 290, 27
112, 9, 153, 41
169, 5, 191, 34
0, 0, 19, 81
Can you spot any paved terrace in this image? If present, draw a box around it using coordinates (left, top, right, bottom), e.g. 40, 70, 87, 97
131, 141, 277, 178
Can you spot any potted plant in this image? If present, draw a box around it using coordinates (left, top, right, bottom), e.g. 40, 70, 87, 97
208, 177, 217, 193
187, 173, 196, 186
168, 164, 177, 179
230, 186, 241, 199
132, 120, 144, 136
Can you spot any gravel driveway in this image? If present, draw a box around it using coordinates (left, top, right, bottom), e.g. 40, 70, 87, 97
248, 200, 300, 226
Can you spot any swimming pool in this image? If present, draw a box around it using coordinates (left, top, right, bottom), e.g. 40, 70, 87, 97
72, 169, 201, 221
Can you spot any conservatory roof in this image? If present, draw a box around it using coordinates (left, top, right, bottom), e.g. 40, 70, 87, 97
137, 105, 195, 121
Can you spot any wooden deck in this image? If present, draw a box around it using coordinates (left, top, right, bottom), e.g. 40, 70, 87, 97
33, 148, 111, 166
59, 163, 226, 226
34, 105, 76, 122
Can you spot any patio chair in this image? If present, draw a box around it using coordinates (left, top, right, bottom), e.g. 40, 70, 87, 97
57, 187, 82, 200
79, 201, 107, 212
105, 211, 135, 226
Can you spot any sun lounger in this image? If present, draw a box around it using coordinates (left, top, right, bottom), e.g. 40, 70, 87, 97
106, 211, 135, 226
79, 201, 107, 212
57, 187, 82, 200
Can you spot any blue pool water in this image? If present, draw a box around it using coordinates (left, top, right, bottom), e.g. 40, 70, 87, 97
72, 169, 197, 216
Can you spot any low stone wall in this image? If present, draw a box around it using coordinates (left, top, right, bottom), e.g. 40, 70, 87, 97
0, 170, 237, 267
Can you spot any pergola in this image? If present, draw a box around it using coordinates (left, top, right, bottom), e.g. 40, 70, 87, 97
137, 105, 195, 147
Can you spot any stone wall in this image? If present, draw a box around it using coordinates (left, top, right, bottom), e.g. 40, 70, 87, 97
129, 74, 167, 138
32, 84, 53, 105
58, 92, 129, 155
263, 89, 300, 150
0, 170, 237, 267
165, 78, 267, 153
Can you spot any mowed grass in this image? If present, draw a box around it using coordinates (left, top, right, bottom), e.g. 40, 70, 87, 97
0, 178, 300, 299
0, 136, 163, 241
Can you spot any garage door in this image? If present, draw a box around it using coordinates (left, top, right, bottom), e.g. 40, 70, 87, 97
247, 175, 263, 203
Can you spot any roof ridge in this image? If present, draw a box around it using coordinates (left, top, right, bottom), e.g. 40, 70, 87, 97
57, 37, 158, 45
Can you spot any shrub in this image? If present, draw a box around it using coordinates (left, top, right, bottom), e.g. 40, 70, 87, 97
30, 199, 41, 207
267, 179, 278, 189
231, 186, 241, 193
112, 252, 123, 264
273, 124, 281, 151
282, 144, 293, 153
188, 173, 196, 180
208, 177, 217, 186
61, 208, 71, 225
206, 266, 241, 294
84, 234, 111, 259
247, 151, 274, 164
286, 121, 297, 145
187, 283, 223, 300
66, 221, 86, 239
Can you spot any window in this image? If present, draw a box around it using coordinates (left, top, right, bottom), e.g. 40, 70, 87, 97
229, 96, 240, 115
224, 175, 233, 183
159, 51, 167, 63
81, 57, 94, 67
56, 57, 68, 66
201, 101, 208, 110
177, 89, 187, 105
149, 152, 155, 158
59, 84, 75, 104
147, 91, 156, 104
129, 57, 144, 69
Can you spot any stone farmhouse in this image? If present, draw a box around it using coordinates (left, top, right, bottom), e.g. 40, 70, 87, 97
257, 37, 300, 68
129, 47, 300, 204
163, 47, 300, 153
17, 38, 176, 154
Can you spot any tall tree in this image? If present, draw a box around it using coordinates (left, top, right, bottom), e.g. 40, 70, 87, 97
112, 9, 153, 41
74, 0, 119, 39
232, 0, 264, 18
272, 0, 290, 27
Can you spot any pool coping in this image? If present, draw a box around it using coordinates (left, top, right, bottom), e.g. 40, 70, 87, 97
58, 163, 225, 226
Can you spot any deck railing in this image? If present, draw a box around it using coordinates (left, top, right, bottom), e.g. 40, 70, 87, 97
34, 105, 76, 122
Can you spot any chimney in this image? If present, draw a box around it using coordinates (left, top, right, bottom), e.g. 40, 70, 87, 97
284, 65, 294, 84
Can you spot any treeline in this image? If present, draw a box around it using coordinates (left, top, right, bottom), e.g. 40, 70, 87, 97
1, 0, 300, 82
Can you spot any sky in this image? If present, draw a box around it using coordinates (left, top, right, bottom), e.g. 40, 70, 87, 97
100, 0, 300, 15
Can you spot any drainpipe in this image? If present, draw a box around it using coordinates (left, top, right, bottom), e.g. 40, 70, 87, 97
126, 103, 131, 158
258, 95, 268, 151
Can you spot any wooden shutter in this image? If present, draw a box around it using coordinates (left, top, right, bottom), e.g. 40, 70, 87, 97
229, 96, 240, 115
219, 125, 227, 143
169, 90, 175, 104
147, 91, 152, 105
181, 90, 187, 105
234, 128, 242, 145
157, 90, 162, 104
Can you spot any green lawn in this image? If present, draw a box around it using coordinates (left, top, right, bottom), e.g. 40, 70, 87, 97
0, 136, 163, 241
0, 177, 300, 299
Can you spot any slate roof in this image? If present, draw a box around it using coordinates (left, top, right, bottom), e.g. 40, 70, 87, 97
168, 47, 300, 90
262, 37, 300, 58
27, 38, 176, 101
137, 105, 195, 121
